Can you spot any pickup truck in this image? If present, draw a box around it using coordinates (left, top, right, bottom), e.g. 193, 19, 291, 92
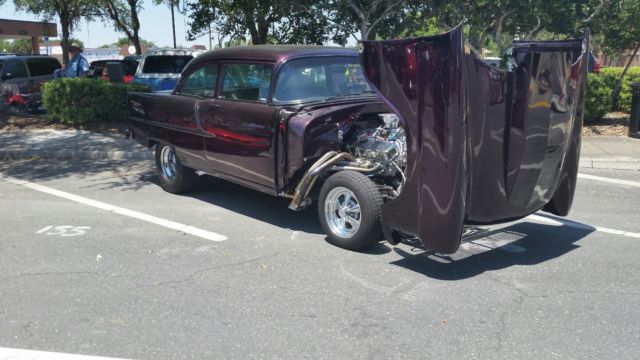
128, 26, 589, 253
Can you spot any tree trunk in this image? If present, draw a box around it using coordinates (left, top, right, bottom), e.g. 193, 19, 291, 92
258, 20, 269, 44
612, 43, 640, 107
129, 0, 142, 54
60, 16, 71, 65
171, 2, 177, 48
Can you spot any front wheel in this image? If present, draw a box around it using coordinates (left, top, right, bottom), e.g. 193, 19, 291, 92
155, 143, 200, 194
318, 171, 383, 251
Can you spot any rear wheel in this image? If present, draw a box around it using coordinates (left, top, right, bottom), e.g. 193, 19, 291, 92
318, 171, 383, 251
155, 143, 200, 194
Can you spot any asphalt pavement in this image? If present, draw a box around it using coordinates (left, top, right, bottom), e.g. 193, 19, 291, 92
0, 157, 639, 360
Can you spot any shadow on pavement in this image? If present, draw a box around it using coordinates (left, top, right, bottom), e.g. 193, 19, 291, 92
0, 159, 595, 264
0, 159, 154, 192
188, 176, 325, 235
389, 221, 595, 280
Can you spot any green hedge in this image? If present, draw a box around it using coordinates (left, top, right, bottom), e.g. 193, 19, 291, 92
586, 67, 640, 122
42, 78, 151, 125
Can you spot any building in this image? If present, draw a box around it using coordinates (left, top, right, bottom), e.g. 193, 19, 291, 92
0, 18, 57, 54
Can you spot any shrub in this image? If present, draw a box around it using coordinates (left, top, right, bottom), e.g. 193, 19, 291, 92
42, 78, 151, 125
600, 67, 640, 113
585, 73, 612, 123
583, 67, 640, 122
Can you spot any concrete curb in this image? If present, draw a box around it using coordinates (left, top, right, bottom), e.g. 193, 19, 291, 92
0, 149, 154, 161
579, 158, 640, 171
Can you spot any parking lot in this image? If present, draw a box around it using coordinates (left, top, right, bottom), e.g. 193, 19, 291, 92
0, 159, 639, 359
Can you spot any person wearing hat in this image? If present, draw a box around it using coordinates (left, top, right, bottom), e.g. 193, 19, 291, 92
64, 43, 89, 78
53, 43, 89, 78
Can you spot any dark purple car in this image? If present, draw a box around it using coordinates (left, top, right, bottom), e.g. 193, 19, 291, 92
128, 26, 589, 253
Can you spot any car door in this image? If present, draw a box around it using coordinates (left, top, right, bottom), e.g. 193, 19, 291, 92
151, 62, 219, 170
202, 62, 278, 190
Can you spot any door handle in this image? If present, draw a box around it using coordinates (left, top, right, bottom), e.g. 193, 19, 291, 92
208, 103, 220, 111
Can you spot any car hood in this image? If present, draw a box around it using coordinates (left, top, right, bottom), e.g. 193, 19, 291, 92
360, 25, 589, 253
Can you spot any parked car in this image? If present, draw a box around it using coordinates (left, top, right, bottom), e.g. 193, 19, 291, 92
483, 56, 502, 68
133, 49, 193, 91
128, 27, 589, 253
88, 59, 137, 83
1, 55, 61, 101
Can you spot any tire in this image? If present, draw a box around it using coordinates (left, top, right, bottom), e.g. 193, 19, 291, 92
155, 143, 200, 194
318, 171, 383, 251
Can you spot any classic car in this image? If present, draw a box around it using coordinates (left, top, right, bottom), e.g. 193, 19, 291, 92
128, 26, 589, 253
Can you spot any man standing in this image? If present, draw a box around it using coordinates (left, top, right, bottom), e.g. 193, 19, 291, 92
53, 43, 89, 78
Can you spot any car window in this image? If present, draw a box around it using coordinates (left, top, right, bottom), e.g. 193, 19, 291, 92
26, 57, 61, 76
3, 60, 28, 79
273, 57, 373, 103
221, 64, 272, 102
142, 55, 193, 74
179, 64, 218, 98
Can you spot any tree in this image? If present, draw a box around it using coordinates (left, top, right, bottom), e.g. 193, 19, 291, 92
114, 37, 156, 48
326, 0, 406, 43
185, 0, 329, 45
98, 0, 144, 54
153, 0, 185, 48
14, 0, 94, 64
1, 39, 33, 54
598, 0, 640, 105
428, 0, 606, 57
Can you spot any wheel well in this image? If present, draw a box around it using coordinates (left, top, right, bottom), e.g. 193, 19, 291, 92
147, 139, 158, 149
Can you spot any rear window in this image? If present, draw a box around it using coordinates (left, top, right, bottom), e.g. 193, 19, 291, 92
26, 57, 61, 76
142, 55, 193, 74
2, 60, 28, 79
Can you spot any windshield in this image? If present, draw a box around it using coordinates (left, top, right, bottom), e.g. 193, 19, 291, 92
273, 57, 373, 103
142, 55, 193, 74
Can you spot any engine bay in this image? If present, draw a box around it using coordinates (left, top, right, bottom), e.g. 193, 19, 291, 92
345, 113, 407, 198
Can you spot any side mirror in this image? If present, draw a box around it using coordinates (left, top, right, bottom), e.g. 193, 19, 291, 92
2, 73, 14, 80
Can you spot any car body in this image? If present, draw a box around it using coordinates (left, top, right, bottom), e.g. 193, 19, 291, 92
128, 26, 589, 253
89, 57, 140, 83
0, 55, 61, 98
483, 56, 502, 68
133, 49, 193, 91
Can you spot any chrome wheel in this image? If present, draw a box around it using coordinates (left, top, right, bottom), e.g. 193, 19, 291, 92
324, 187, 361, 238
160, 146, 177, 181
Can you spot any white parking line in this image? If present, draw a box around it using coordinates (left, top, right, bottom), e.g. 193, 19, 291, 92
0, 174, 227, 242
0, 347, 133, 360
527, 214, 640, 239
578, 173, 640, 188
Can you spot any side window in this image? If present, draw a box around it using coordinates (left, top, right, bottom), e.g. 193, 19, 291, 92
179, 64, 218, 98
3, 60, 28, 79
26, 58, 61, 77
221, 64, 272, 102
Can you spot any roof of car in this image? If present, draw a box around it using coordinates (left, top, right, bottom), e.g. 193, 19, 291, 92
191, 45, 359, 65
0, 55, 58, 60
143, 48, 192, 56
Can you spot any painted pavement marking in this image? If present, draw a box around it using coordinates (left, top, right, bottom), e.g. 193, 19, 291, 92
0, 174, 227, 242
0, 347, 133, 360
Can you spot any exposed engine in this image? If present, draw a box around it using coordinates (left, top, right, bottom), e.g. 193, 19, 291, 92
346, 113, 407, 196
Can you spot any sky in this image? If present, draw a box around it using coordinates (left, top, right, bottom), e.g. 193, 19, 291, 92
0, 0, 213, 49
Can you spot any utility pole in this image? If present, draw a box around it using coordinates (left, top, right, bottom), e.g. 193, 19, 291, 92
171, 1, 177, 48
208, 23, 212, 50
